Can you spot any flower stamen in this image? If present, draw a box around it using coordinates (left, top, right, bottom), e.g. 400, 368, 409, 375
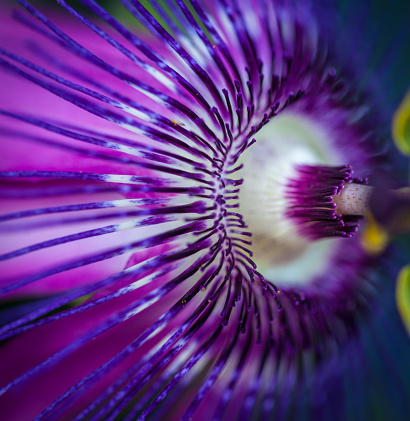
285, 164, 365, 239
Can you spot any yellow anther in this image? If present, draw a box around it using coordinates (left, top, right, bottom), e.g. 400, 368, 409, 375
360, 212, 389, 255
392, 90, 410, 156
396, 264, 410, 335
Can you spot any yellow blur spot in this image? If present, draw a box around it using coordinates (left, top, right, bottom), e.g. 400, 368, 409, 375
392, 91, 410, 156
71, 293, 94, 307
361, 212, 389, 255
170, 120, 185, 126
396, 264, 410, 335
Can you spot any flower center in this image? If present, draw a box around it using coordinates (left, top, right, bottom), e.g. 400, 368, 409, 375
237, 112, 365, 287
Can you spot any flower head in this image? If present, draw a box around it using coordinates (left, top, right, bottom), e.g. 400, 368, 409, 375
0, 0, 409, 420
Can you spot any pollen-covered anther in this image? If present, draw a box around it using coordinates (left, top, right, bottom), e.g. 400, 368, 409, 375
285, 165, 366, 239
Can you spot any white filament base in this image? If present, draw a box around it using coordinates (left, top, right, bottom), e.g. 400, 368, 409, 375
237, 112, 345, 288
333, 184, 373, 215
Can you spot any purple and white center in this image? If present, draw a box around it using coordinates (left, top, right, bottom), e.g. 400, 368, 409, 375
237, 111, 367, 287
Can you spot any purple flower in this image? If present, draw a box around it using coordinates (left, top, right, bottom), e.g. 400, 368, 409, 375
0, 0, 409, 420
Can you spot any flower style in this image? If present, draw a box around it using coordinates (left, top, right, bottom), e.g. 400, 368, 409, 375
0, 0, 410, 420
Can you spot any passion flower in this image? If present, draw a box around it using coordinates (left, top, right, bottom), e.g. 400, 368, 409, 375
0, 0, 409, 420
